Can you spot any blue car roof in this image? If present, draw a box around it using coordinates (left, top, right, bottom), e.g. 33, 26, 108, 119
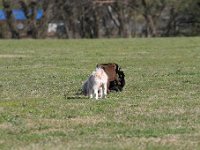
0, 10, 6, 20
0, 9, 43, 20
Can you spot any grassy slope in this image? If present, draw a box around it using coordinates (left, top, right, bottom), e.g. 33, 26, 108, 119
0, 38, 200, 150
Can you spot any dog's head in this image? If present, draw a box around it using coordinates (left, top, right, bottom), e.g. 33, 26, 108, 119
94, 67, 104, 79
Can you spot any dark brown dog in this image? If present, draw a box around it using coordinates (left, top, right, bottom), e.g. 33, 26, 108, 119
96, 63, 125, 92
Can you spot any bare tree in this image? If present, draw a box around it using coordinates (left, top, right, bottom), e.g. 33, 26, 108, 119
1, 0, 200, 38
19, 0, 38, 38
2, 0, 19, 39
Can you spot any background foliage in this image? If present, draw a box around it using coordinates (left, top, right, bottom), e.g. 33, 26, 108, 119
0, 0, 200, 38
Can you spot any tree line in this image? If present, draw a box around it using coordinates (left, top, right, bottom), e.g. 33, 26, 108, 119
0, 0, 200, 39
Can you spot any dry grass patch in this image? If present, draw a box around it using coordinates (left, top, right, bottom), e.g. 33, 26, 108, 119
69, 116, 106, 125
0, 54, 29, 58
0, 122, 13, 130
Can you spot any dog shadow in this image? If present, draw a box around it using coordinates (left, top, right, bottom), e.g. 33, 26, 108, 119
63, 88, 86, 99
65, 96, 87, 99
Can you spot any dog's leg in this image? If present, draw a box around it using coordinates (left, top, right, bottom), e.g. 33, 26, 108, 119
89, 89, 93, 99
107, 81, 111, 93
99, 87, 103, 98
103, 83, 107, 98
94, 88, 98, 100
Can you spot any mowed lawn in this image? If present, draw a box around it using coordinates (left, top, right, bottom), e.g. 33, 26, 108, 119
0, 38, 200, 150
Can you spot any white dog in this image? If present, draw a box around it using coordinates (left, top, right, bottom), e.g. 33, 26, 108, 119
82, 67, 108, 100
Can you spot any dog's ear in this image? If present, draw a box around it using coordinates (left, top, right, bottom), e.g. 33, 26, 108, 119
96, 64, 100, 68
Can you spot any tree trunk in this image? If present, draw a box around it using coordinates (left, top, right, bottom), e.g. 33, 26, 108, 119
3, 0, 19, 39
141, 0, 157, 37
19, 0, 38, 38
93, 6, 100, 38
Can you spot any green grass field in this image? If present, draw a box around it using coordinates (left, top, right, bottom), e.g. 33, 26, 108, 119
0, 38, 200, 150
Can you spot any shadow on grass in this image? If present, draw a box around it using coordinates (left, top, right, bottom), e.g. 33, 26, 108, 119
66, 96, 87, 99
